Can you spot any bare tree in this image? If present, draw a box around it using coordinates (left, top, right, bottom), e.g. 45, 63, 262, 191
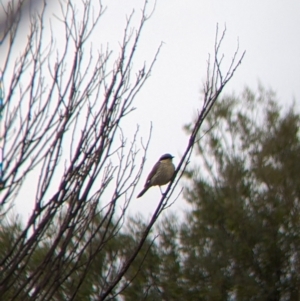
0, 0, 245, 299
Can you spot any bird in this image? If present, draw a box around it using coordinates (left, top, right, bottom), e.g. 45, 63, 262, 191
137, 153, 175, 198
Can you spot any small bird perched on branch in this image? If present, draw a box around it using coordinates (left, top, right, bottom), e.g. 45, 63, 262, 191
137, 153, 175, 198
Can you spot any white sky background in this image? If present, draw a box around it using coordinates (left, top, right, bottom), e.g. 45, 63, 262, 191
96, 0, 300, 218
5, 0, 300, 220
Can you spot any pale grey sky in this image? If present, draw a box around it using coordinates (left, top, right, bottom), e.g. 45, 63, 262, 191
102, 0, 300, 216
5, 0, 300, 218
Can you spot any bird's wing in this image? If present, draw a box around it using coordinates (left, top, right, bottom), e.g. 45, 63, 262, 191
145, 161, 160, 186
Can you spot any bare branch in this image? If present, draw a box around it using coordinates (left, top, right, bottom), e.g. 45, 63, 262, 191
98, 24, 245, 300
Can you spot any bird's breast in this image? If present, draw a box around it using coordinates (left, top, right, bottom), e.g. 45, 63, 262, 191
151, 162, 175, 186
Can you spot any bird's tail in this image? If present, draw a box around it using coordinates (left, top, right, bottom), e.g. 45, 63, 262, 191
137, 187, 149, 198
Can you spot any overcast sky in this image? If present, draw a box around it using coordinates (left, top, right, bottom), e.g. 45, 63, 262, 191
7, 0, 300, 219
99, 0, 300, 216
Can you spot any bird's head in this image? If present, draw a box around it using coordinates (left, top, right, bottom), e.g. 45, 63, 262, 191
159, 153, 174, 161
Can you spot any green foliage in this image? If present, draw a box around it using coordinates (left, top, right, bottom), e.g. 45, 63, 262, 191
0, 211, 161, 300
181, 87, 300, 300
2, 86, 300, 300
